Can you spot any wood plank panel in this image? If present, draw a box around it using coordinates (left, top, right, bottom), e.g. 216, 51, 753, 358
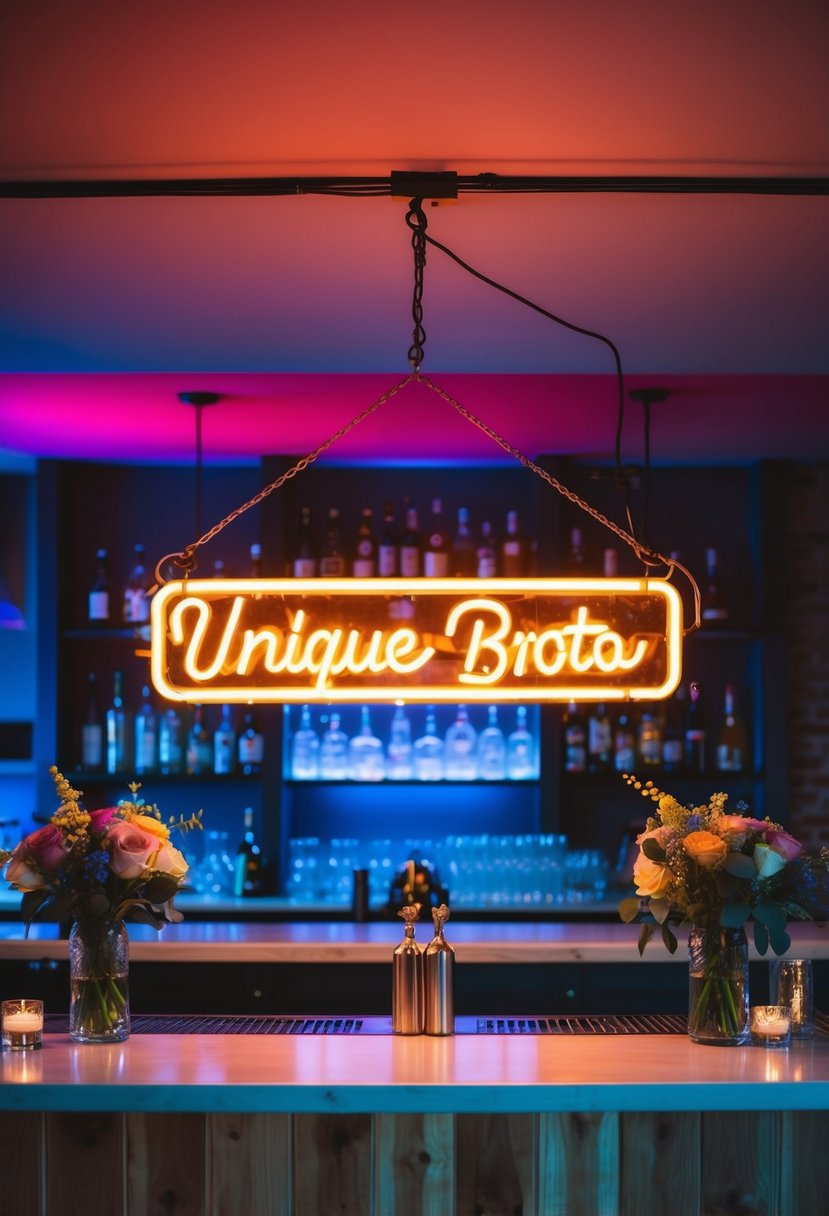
702, 1110, 780, 1216
294, 1114, 371, 1216
538, 1112, 619, 1216
620, 1112, 700, 1216
208, 1112, 291, 1216
456, 1113, 536, 1216
375, 1112, 454, 1216
779, 1111, 829, 1216
126, 1111, 206, 1216
0, 1111, 43, 1216
45, 1111, 124, 1216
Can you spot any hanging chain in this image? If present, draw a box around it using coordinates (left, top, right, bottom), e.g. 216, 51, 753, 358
405, 198, 428, 370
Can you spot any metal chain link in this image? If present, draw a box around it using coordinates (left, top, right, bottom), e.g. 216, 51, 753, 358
405, 199, 428, 370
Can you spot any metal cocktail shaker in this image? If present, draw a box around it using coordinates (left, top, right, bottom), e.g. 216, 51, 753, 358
392, 903, 424, 1035
424, 903, 455, 1036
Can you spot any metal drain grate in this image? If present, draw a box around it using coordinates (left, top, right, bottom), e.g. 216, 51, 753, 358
44, 1014, 364, 1035
476, 1014, 689, 1034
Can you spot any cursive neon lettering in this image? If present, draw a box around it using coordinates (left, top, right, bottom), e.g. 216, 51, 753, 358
173, 596, 245, 682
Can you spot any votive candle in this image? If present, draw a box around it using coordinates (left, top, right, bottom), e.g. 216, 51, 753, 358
750, 1004, 792, 1049
1, 1000, 44, 1051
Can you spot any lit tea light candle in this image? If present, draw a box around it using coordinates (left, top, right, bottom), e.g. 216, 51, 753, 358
3, 1013, 43, 1034
2, 999, 44, 1051
750, 1005, 792, 1049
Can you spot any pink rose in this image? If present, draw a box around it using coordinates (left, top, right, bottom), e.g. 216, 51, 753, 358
23, 825, 68, 871
5, 849, 49, 892
720, 814, 766, 837
106, 819, 162, 879
89, 807, 118, 834
763, 827, 802, 862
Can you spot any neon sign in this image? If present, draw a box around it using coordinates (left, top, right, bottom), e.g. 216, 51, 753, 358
150, 578, 682, 704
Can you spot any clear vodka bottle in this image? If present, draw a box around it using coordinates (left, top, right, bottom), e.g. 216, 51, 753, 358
507, 705, 536, 779
319, 711, 349, 780
413, 707, 444, 781
348, 706, 385, 781
291, 705, 320, 780
444, 705, 478, 780
386, 705, 414, 780
477, 705, 506, 779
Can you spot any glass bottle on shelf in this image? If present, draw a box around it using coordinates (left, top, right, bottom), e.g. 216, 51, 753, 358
452, 507, 477, 577
444, 705, 478, 780
413, 706, 444, 781
88, 549, 111, 626
352, 507, 377, 577
587, 702, 613, 773
378, 502, 399, 577
234, 807, 264, 898
661, 690, 684, 773
423, 498, 450, 577
637, 704, 662, 768
212, 559, 225, 578
293, 506, 317, 577
476, 520, 498, 578
122, 544, 151, 625
702, 547, 729, 624
563, 700, 587, 773
238, 710, 265, 775
399, 506, 422, 577
477, 705, 507, 779
716, 685, 749, 773
501, 510, 528, 577
567, 526, 586, 575
249, 542, 263, 579
291, 705, 320, 779
213, 705, 237, 775
348, 706, 385, 781
684, 681, 707, 774
386, 705, 414, 780
613, 708, 636, 773
134, 685, 158, 776
506, 705, 536, 779
186, 705, 213, 775
319, 711, 349, 779
603, 547, 619, 577
318, 507, 346, 576
105, 670, 129, 775
158, 706, 183, 775
81, 672, 103, 771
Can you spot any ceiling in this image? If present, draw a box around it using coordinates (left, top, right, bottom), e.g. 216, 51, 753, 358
1, 0, 828, 467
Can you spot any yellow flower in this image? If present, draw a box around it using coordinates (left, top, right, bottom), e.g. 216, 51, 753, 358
130, 813, 170, 841
684, 830, 727, 868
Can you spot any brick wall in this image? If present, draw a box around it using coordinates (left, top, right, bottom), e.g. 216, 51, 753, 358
786, 461, 829, 847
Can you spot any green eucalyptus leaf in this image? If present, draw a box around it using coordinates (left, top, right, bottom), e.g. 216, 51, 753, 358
661, 922, 678, 954
720, 902, 751, 928
641, 838, 667, 864
769, 930, 792, 957
20, 888, 52, 932
723, 852, 757, 879
649, 899, 671, 925
83, 892, 111, 917
715, 872, 740, 899
141, 875, 180, 904
753, 919, 770, 956
754, 902, 787, 937
638, 923, 655, 957
618, 897, 641, 924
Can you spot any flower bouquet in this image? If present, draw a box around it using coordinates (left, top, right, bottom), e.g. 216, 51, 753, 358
618, 775, 829, 1044
0, 767, 201, 1041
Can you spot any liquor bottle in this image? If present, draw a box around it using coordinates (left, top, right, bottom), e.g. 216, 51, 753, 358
105, 669, 129, 775
81, 672, 104, 771
613, 709, 637, 773
122, 543, 151, 625
716, 685, 749, 773
291, 704, 320, 779
386, 705, 414, 779
249, 542, 263, 579
567, 526, 586, 575
158, 706, 183, 775
348, 706, 385, 781
399, 506, 422, 578
186, 705, 213, 775
661, 691, 684, 773
603, 547, 619, 578
477, 705, 507, 779
234, 807, 264, 898
238, 710, 265, 775
88, 549, 111, 625
507, 706, 536, 779
637, 704, 662, 767
213, 705, 237, 775
319, 711, 349, 779
702, 547, 729, 624
352, 507, 377, 578
134, 685, 158, 775
293, 506, 317, 578
563, 701, 587, 774
212, 558, 225, 578
413, 707, 444, 780
423, 498, 450, 577
501, 510, 528, 577
587, 702, 613, 773
444, 705, 478, 780
318, 507, 346, 576
683, 681, 707, 774
451, 507, 477, 577
378, 502, 399, 577
476, 520, 498, 578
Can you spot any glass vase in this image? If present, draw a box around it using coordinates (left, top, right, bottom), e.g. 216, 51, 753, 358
69, 920, 131, 1043
688, 925, 749, 1046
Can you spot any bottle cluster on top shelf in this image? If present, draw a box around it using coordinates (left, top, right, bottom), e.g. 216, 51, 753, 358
288, 499, 537, 578
80, 670, 266, 778
87, 544, 154, 627
287, 703, 540, 783
562, 680, 752, 778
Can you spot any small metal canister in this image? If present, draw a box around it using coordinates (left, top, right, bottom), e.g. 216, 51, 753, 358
424, 903, 455, 1036
392, 903, 424, 1035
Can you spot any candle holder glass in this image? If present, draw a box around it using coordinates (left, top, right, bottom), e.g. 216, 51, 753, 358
750, 1004, 792, 1049
769, 958, 814, 1039
1, 999, 44, 1051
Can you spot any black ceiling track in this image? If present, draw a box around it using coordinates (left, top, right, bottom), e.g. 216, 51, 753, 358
2, 172, 828, 200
